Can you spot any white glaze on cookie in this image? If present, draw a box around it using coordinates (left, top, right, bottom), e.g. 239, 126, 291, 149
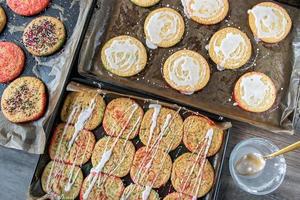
248, 5, 288, 39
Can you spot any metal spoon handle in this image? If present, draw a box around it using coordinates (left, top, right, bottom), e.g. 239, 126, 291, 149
264, 141, 300, 160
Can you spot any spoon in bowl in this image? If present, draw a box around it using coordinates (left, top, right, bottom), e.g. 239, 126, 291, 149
235, 140, 300, 176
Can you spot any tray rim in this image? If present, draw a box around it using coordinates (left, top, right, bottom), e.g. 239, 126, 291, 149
77, 0, 300, 135
29, 77, 232, 200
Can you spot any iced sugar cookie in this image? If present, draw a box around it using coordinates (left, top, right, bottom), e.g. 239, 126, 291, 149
248, 2, 292, 43
80, 173, 124, 200
23, 16, 66, 56
164, 193, 193, 200
139, 106, 183, 152
0, 6, 6, 33
121, 184, 160, 200
181, 0, 229, 25
171, 153, 214, 198
131, 0, 160, 7
130, 146, 172, 188
208, 27, 252, 70
41, 161, 83, 199
183, 115, 224, 157
163, 50, 210, 94
144, 8, 185, 49
234, 72, 276, 113
103, 98, 143, 140
101, 35, 147, 77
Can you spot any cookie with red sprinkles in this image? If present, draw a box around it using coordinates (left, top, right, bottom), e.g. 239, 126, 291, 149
1, 76, 47, 123
7, 0, 50, 16
0, 6, 6, 33
0, 42, 25, 83
23, 16, 66, 56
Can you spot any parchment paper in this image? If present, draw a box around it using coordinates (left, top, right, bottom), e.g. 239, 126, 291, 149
0, 0, 95, 154
78, 0, 300, 134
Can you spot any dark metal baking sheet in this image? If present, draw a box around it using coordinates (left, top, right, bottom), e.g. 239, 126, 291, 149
29, 79, 231, 200
78, 0, 300, 134
0, 0, 95, 153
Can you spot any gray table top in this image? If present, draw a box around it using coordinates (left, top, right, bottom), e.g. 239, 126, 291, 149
0, 120, 299, 200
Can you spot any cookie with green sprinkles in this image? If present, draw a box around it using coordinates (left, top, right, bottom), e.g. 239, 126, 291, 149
0, 6, 6, 33
1, 76, 47, 123
23, 16, 66, 56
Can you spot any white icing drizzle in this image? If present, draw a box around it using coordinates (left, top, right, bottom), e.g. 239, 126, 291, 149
240, 74, 269, 107
168, 55, 204, 88
105, 39, 140, 72
181, 0, 224, 19
145, 10, 181, 49
213, 32, 247, 68
82, 104, 139, 199
82, 150, 113, 199
192, 129, 213, 198
248, 5, 288, 39
147, 104, 162, 146
67, 99, 96, 150
46, 106, 80, 192
142, 186, 152, 200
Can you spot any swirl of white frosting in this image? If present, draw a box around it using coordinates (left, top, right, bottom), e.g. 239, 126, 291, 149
168, 55, 205, 88
240, 74, 270, 107
145, 10, 181, 49
248, 5, 288, 39
182, 0, 224, 19
212, 32, 248, 67
104, 39, 140, 73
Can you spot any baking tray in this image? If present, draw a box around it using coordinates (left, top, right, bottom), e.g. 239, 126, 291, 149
29, 78, 231, 200
0, 0, 96, 153
78, 0, 300, 134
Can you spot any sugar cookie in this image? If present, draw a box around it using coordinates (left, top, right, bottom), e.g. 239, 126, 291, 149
208, 27, 252, 70
101, 35, 147, 77
248, 2, 292, 43
163, 50, 210, 94
234, 72, 276, 113
144, 8, 185, 49
181, 0, 229, 25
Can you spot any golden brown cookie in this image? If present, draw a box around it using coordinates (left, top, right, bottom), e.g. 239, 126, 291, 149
101, 35, 147, 77
49, 123, 96, 166
248, 2, 292, 43
163, 192, 193, 200
130, 146, 172, 188
171, 153, 214, 198
183, 115, 224, 157
41, 161, 83, 200
163, 50, 210, 94
60, 91, 106, 130
208, 27, 252, 70
234, 72, 276, 113
80, 173, 124, 200
130, 0, 160, 7
23, 16, 66, 56
91, 136, 135, 177
1, 76, 47, 123
144, 8, 185, 49
121, 184, 160, 200
0, 6, 6, 33
103, 98, 143, 140
140, 105, 183, 152
181, 0, 229, 25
